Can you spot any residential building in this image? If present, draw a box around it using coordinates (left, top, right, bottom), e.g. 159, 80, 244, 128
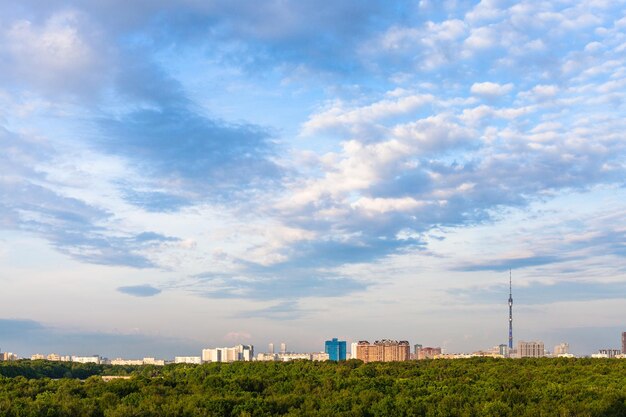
268, 343, 274, 354
417, 347, 442, 360
554, 343, 569, 356
72, 355, 101, 364
47, 353, 62, 361
280, 342, 287, 354
111, 358, 144, 366
201, 344, 254, 363
356, 340, 411, 363
142, 357, 165, 366
0, 352, 18, 361
312, 352, 329, 361
174, 356, 202, 364
31, 354, 45, 360
622, 332, 626, 354
498, 344, 509, 357
325, 338, 347, 361
598, 349, 621, 358
517, 341, 545, 358
277, 353, 311, 361
350, 342, 358, 359
256, 353, 278, 361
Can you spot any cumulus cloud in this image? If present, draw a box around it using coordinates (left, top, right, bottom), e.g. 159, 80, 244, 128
470, 81, 514, 97
0, 11, 107, 97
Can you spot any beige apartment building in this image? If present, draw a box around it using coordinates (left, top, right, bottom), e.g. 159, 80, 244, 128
517, 341, 545, 358
356, 339, 410, 363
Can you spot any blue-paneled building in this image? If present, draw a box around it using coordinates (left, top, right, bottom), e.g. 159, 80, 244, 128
325, 338, 347, 361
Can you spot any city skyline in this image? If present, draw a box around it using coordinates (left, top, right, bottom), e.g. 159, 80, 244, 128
1, 0, 625, 357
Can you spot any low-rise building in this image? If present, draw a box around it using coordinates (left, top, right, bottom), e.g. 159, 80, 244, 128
256, 353, 278, 361
311, 352, 329, 361
72, 355, 101, 364
174, 356, 202, 364
598, 349, 621, 358
277, 353, 311, 361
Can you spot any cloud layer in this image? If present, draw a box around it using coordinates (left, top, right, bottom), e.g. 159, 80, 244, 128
0, 0, 625, 354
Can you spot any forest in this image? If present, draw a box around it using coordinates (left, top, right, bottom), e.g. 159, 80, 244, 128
0, 358, 625, 416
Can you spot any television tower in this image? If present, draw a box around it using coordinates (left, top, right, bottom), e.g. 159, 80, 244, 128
508, 269, 513, 350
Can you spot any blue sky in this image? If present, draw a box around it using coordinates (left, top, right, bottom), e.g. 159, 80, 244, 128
0, 0, 625, 358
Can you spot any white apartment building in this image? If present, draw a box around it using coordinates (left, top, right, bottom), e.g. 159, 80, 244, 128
256, 353, 278, 361
72, 355, 101, 364
111, 358, 144, 366
311, 352, 329, 361
277, 353, 311, 361
202, 344, 254, 363
111, 357, 165, 366
175, 356, 202, 364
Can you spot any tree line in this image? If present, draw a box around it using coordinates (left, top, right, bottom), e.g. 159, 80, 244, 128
0, 358, 625, 416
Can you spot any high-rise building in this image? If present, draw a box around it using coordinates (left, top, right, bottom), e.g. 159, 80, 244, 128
417, 347, 442, 360
498, 344, 509, 357
280, 342, 287, 354
201, 344, 254, 363
350, 342, 358, 359
517, 341, 545, 358
268, 343, 274, 354
554, 343, 569, 356
325, 338, 347, 361
175, 356, 202, 364
622, 332, 625, 354
356, 340, 410, 363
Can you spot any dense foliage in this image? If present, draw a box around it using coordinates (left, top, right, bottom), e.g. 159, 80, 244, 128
1, 358, 625, 416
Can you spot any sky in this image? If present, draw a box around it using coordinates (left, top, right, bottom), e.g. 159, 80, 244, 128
0, 0, 625, 359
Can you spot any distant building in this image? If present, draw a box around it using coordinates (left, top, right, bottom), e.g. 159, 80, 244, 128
350, 342, 358, 359
311, 352, 329, 361
417, 347, 442, 360
598, 349, 621, 358
268, 343, 274, 354
280, 342, 287, 354
47, 353, 62, 361
256, 353, 278, 361
31, 354, 45, 360
277, 353, 311, 361
356, 340, 411, 363
622, 332, 626, 354
72, 355, 101, 364
175, 356, 202, 364
142, 357, 165, 366
201, 344, 254, 363
325, 338, 347, 361
517, 341, 545, 358
111, 358, 144, 366
0, 352, 18, 361
554, 343, 569, 356
498, 344, 509, 357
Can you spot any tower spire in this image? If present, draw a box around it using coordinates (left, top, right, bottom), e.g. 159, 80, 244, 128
508, 269, 513, 350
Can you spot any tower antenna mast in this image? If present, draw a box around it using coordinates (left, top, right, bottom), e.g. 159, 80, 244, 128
508, 269, 513, 350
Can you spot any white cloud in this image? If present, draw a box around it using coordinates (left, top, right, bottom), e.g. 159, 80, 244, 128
470, 81, 513, 96
0, 11, 105, 96
301, 93, 434, 137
